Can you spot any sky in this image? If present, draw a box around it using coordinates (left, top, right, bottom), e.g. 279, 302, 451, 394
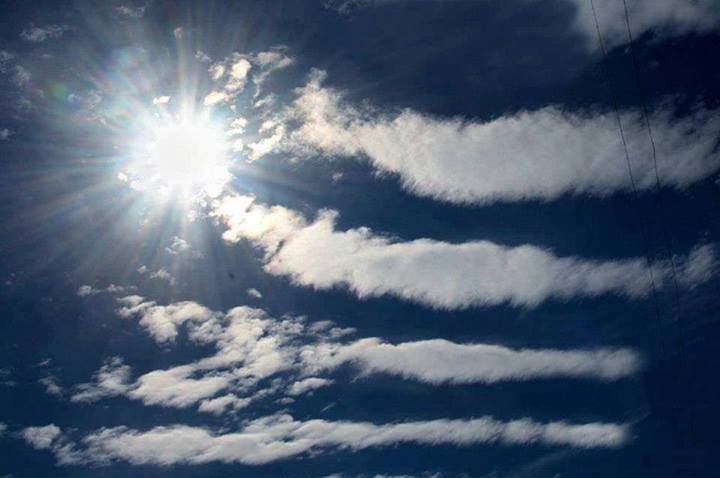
1, 0, 720, 477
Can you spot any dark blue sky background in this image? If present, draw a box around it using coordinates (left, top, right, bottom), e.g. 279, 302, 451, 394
1, 1, 720, 477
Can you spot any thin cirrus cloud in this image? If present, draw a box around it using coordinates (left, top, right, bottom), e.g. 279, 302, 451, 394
567, 0, 720, 51
280, 71, 720, 205
20, 24, 69, 42
21, 414, 628, 466
213, 195, 716, 310
65, 296, 640, 415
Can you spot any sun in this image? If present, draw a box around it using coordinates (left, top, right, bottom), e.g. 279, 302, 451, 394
121, 116, 231, 200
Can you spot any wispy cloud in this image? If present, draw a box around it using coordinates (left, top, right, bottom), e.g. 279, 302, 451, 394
22, 415, 628, 466
69, 296, 641, 413
282, 71, 720, 204
567, 0, 720, 51
213, 195, 716, 309
20, 24, 69, 43
116, 3, 147, 18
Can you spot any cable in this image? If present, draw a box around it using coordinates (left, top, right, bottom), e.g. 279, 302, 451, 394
620, 0, 701, 471
588, 0, 668, 356
620, 0, 686, 321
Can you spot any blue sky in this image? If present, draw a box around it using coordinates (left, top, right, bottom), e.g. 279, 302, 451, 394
1, 1, 720, 477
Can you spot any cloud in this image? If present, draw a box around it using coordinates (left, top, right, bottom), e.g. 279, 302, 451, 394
116, 297, 215, 342
152, 96, 170, 105
303, 339, 640, 383
71, 358, 132, 403
29, 414, 626, 466
116, 4, 146, 18
77, 284, 132, 297
21, 425, 62, 450
97, 296, 639, 413
128, 365, 230, 408
203, 90, 230, 106
284, 72, 720, 204
39, 376, 64, 396
567, 0, 720, 51
20, 24, 69, 42
213, 195, 716, 309
165, 236, 189, 254
148, 268, 176, 285
198, 394, 251, 415
0, 129, 13, 141
0, 50, 15, 73
11, 65, 31, 87
287, 377, 334, 396
246, 288, 263, 299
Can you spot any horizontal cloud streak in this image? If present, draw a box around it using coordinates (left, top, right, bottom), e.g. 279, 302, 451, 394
25, 415, 628, 465
214, 196, 716, 309
68, 297, 640, 413
284, 72, 720, 204
304, 338, 641, 384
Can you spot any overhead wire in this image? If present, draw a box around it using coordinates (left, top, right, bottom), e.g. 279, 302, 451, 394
588, 0, 669, 356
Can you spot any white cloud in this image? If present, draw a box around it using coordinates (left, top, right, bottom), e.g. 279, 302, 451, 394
203, 90, 230, 106
567, 0, 720, 51
198, 394, 251, 415
303, 339, 640, 384
287, 377, 334, 395
77, 284, 132, 297
38, 414, 626, 466
116, 4, 146, 18
20, 24, 69, 42
148, 268, 176, 285
116, 297, 216, 343
152, 96, 170, 105
39, 376, 63, 396
165, 236, 190, 255
173, 27, 183, 40
226, 58, 252, 92
246, 288, 263, 299
213, 195, 716, 309
101, 296, 640, 415
11, 65, 31, 87
286, 72, 720, 204
21, 425, 62, 449
71, 358, 132, 403
129, 365, 230, 408
0, 128, 13, 141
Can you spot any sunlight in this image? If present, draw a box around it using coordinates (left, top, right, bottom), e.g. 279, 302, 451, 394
122, 115, 231, 200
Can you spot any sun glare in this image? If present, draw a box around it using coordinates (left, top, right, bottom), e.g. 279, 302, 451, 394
122, 116, 231, 200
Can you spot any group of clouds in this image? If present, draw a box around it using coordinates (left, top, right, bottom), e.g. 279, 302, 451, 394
13, 293, 635, 465
60, 294, 641, 412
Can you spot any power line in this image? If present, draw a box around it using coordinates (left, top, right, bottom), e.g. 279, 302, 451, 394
620, 0, 686, 322
588, 0, 668, 356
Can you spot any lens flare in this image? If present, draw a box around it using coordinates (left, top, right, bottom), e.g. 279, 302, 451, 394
122, 116, 231, 200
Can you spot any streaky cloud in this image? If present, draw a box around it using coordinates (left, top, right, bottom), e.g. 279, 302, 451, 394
214, 195, 716, 309
21, 415, 629, 465
283, 71, 720, 204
